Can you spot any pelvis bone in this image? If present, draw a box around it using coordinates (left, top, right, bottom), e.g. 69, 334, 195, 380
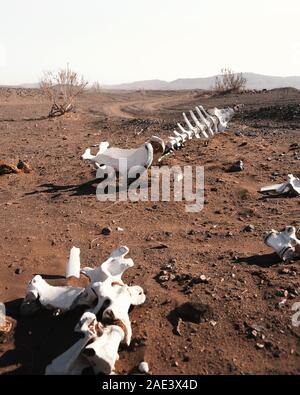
81, 105, 237, 172
264, 226, 300, 261
260, 174, 300, 196
87, 281, 146, 345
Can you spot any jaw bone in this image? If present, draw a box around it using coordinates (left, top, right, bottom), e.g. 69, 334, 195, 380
264, 226, 300, 261
260, 174, 300, 196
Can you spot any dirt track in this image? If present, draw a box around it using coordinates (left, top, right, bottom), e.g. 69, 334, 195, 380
0, 88, 299, 375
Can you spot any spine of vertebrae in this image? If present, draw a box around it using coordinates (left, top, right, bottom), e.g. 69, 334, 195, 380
81, 105, 238, 174
159, 105, 236, 159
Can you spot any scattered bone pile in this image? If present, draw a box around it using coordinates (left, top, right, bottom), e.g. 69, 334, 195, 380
81, 105, 237, 173
21, 246, 146, 375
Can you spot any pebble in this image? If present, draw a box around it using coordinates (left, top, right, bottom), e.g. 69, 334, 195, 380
101, 227, 111, 236
228, 160, 244, 172
138, 361, 149, 373
243, 224, 255, 232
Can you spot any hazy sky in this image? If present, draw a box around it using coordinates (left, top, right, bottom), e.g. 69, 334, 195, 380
1, 0, 299, 85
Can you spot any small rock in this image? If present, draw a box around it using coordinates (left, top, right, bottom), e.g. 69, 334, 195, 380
138, 361, 149, 373
243, 224, 255, 233
228, 160, 244, 173
15, 268, 22, 275
101, 227, 111, 236
175, 302, 215, 324
174, 317, 183, 336
199, 275, 209, 283
256, 343, 265, 349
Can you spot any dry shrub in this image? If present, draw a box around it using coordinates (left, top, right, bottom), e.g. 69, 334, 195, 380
214, 68, 246, 94
40, 65, 88, 117
90, 81, 101, 94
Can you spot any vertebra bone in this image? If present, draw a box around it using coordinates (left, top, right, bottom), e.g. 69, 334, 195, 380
260, 174, 300, 196
82, 324, 124, 375
46, 312, 100, 375
90, 282, 145, 345
81, 246, 134, 284
23, 275, 85, 313
264, 226, 300, 261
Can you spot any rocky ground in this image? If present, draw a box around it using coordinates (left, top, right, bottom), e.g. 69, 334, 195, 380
0, 87, 299, 375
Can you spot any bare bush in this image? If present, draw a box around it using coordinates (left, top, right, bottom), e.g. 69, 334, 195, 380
214, 68, 246, 94
40, 65, 88, 117
90, 81, 101, 94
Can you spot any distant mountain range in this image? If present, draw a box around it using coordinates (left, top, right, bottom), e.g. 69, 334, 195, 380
2, 73, 300, 91
102, 73, 300, 91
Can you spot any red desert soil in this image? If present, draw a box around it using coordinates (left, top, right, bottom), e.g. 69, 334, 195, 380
0, 87, 299, 375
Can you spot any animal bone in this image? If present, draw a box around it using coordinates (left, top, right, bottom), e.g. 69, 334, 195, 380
81, 137, 165, 176
46, 312, 100, 375
22, 245, 146, 375
162, 105, 236, 158
66, 246, 81, 279
264, 226, 300, 261
260, 174, 300, 196
81, 246, 134, 284
90, 282, 146, 345
82, 324, 125, 375
82, 105, 236, 168
22, 275, 85, 313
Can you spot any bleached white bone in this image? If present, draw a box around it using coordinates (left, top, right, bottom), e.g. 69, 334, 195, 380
81, 246, 134, 284
66, 247, 81, 279
182, 112, 205, 138
81, 141, 155, 176
189, 110, 209, 138
176, 125, 194, 139
46, 312, 99, 375
198, 106, 219, 134
173, 130, 189, 144
89, 282, 145, 345
24, 275, 84, 313
177, 123, 198, 139
195, 106, 215, 136
82, 324, 124, 375
207, 107, 235, 132
264, 226, 300, 261
260, 174, 300, 196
